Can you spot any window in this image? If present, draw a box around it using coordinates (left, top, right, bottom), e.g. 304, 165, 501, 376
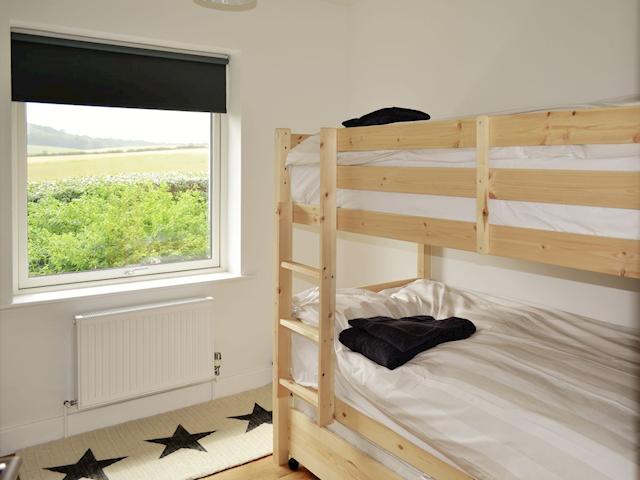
15, 103, 222, 288
11, 32, 229, 289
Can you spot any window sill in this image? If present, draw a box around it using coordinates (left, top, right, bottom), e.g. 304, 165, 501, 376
3, 271, 252, 309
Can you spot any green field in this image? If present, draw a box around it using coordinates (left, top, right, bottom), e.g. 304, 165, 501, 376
28, 147, 209, 182
28, 145, 82, 156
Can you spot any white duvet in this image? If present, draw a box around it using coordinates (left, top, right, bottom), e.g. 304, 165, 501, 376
287, 136, 640, 240
291, 280, 639, 480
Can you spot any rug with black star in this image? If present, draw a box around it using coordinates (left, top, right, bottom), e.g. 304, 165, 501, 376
16, 384, 272, 480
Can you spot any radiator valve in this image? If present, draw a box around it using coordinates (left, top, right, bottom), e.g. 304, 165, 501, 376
214, 352, 222, 377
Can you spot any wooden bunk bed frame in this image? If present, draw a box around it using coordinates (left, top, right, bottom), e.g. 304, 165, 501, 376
273, 106, 640, 480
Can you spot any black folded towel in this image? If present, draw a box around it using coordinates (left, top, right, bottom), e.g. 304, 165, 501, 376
349, 315, 474, 352
339, 315, 476, 370
342, 107, 430, 128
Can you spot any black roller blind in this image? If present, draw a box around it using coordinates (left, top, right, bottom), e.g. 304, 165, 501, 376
11, 32, 228, 113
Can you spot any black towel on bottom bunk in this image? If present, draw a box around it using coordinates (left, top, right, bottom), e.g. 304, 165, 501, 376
339, 315, 476, 370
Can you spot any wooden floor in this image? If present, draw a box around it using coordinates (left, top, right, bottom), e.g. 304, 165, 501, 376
204, 456, 317, 480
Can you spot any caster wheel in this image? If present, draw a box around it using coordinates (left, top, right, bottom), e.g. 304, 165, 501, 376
288, 458, 300, 471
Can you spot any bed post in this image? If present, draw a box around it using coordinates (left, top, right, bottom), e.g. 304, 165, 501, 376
318, 127, 337, 427
476, 115, 491, 254
417, 244, 431, 279
273, 128, 292, 465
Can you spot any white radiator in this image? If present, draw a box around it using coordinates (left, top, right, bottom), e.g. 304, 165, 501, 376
74, 297, 214, 410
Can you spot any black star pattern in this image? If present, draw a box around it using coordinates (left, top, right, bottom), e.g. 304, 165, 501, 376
228, 403, 272, 433
145, 424, 215, 459
45, 448, 126, 480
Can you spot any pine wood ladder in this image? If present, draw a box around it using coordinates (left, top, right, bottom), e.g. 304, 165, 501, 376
273, 127, 436, 468
273, 128, 338, 465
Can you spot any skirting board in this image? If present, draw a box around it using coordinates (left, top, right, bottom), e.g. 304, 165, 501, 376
0, 364, 271, 455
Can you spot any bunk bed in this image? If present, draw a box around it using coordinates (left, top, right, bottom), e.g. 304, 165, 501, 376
273, 105, 640, 480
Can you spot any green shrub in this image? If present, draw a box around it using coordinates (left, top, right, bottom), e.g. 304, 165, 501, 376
27, 173, 210, 276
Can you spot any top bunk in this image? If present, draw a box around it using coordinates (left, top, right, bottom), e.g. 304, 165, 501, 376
278, 104, 640, 279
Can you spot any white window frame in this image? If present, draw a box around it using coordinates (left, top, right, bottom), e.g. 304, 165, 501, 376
13, 102, 223, 291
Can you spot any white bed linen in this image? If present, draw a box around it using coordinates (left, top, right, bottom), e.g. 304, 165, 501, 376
287, 139, 640, 240
290, 280, 639, 480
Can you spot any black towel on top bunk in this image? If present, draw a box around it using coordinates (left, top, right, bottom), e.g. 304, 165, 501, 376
339, 315, 476, 370
342, 107, 430, 128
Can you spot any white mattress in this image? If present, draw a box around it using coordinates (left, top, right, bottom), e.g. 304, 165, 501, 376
290, 280, 639, 480
287, 138, 640, 240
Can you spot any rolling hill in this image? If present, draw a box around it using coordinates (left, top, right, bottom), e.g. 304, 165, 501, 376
27, 123, 164, 150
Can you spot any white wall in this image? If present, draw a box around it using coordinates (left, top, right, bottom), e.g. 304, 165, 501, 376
325, 0, 639, 325
348, 0, 639, 117
0, 0, 349, 454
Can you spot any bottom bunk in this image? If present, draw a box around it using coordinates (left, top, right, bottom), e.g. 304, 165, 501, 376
288, 280, 639, 480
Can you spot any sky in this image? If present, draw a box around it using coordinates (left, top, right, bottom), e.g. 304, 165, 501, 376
26, 102, 211, 145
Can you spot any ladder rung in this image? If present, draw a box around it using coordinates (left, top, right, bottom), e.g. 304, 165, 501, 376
281, 261, 320, 279
279, 378, 319, 407
280, 318, 319, 342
